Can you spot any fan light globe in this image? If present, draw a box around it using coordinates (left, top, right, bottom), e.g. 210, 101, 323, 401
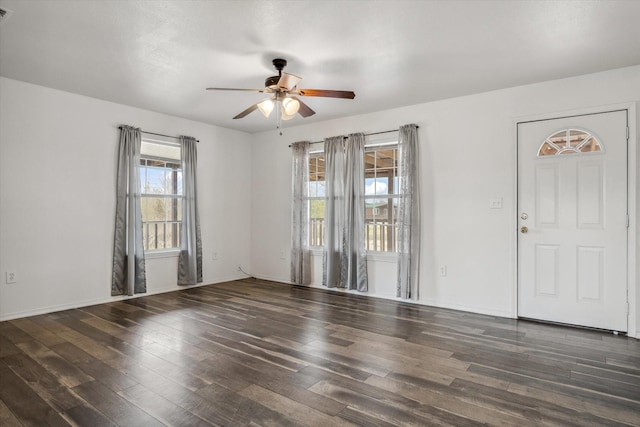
257, 99, 274, 117
282, 97, 300, 116
281, 110, 296, 121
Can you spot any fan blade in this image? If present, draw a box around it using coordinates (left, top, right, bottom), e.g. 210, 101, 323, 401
233, 103, 259, 119
291, 97, 315, 118
296, 89, 355, 99
277, 72, 302, 91
206, 87, 266, 92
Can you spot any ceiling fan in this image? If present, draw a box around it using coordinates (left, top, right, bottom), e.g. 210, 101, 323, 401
206, 58, 355, 124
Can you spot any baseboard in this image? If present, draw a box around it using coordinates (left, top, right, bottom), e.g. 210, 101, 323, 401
417, 298, 515, 318
0, 273, 250, 322
251, 273, 293, 285
0, 296, 120, 322
249, 274, 515, 320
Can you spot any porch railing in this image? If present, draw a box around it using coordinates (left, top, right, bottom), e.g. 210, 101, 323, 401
309, 218, 396, 252
143, 221, 181, 250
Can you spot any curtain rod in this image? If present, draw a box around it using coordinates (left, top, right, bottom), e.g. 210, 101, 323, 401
288, 126, 419, 147
117, 126, 199, 143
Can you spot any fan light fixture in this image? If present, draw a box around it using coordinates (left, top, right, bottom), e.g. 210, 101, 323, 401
257, 99, 274, 118
257, 96, 300, 121
282, 97, 300, 117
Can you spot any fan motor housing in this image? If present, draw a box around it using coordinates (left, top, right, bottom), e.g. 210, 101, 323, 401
265, 58, 287, 89
265, 75, 280, 88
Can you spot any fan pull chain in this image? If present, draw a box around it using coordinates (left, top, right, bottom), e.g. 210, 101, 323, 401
276, 99, 282, 130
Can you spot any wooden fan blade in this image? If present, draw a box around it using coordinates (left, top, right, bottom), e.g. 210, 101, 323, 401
277, 72, 302, 91
206, 87, 266, 92
291, 97, 315, 118
233, 103, 259, 119
296, 89, 355, 99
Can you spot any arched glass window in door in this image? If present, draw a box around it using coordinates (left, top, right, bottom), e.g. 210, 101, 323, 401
538, 129, 603, 157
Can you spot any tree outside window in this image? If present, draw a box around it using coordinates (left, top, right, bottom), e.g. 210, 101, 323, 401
140, 140, 182, 251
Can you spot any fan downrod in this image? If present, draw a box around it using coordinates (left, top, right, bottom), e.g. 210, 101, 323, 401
265, 58, 288, 88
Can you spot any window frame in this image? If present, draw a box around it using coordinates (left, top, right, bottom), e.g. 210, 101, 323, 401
307, 148, 325, 249
140, 136, 183, 254
304, 133, 402, 255
364, 136, 400, 253
537, 128, 604, 157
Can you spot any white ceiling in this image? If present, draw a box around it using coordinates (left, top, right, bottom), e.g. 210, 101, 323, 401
1, 0, 639, 133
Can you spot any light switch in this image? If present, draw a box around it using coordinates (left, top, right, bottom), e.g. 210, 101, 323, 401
489, 198, 503, 209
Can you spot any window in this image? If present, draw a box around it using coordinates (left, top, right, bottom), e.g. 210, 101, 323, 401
538, 129, 602, 157
365, 144, 399, 252
140, 138, 182, 251
308, 151, 325, 247
306, 138, 400, 253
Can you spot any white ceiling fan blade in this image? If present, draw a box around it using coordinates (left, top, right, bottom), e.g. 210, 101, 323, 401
233, 103, 259, 119
206, 87, 266, 92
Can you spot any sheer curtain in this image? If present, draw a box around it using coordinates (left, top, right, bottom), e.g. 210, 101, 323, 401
112, 125, 146, 296
291, 141, 312, 285
178, 136, 202, 285
322, 134, 368, 291
342, 133, 368, 291
322, 136, 345, 288
396, 124, 420, 299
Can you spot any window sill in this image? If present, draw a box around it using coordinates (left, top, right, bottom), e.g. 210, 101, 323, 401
366, 251, 398, 263
309, 248, 398, 263
145, 249, 180, 259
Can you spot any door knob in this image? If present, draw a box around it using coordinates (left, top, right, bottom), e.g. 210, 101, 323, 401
520, 226, 528, 234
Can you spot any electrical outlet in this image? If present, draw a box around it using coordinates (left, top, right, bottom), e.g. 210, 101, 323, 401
279, 250, 285, 260
212, 252, 218, 260
6, 271, 16, 284
439, 265, 447, 277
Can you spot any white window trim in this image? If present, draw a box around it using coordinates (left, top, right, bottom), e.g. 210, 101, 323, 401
537, 128, 604, 157
365, 138, 400, 253
306, 132, 403, 253
366, 251, 399, 262
141, 136, 183, 252
310, 247, 398, 261
145, 248, 180, 259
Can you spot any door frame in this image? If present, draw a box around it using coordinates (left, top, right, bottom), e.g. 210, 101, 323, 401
514, 103, 637, 338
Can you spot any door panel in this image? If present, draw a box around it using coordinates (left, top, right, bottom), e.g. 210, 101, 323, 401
577, 161, 604, 228
517, 110, 628, 331
535, 165, 559, 227
535, 244, 559, 296
576, 246, 603, 301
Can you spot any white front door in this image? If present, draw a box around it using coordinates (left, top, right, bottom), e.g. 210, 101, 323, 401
517, 110, 628, 331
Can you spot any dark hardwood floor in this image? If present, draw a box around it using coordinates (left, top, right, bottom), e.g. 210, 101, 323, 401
1, 279, 639, 426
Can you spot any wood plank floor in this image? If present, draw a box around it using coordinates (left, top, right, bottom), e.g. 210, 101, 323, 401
1, 279, 639, 426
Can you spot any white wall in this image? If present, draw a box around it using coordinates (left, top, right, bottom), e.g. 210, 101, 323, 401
249, 65, 640, 338
0, 77, 252, 320
2, 65, 639, 339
